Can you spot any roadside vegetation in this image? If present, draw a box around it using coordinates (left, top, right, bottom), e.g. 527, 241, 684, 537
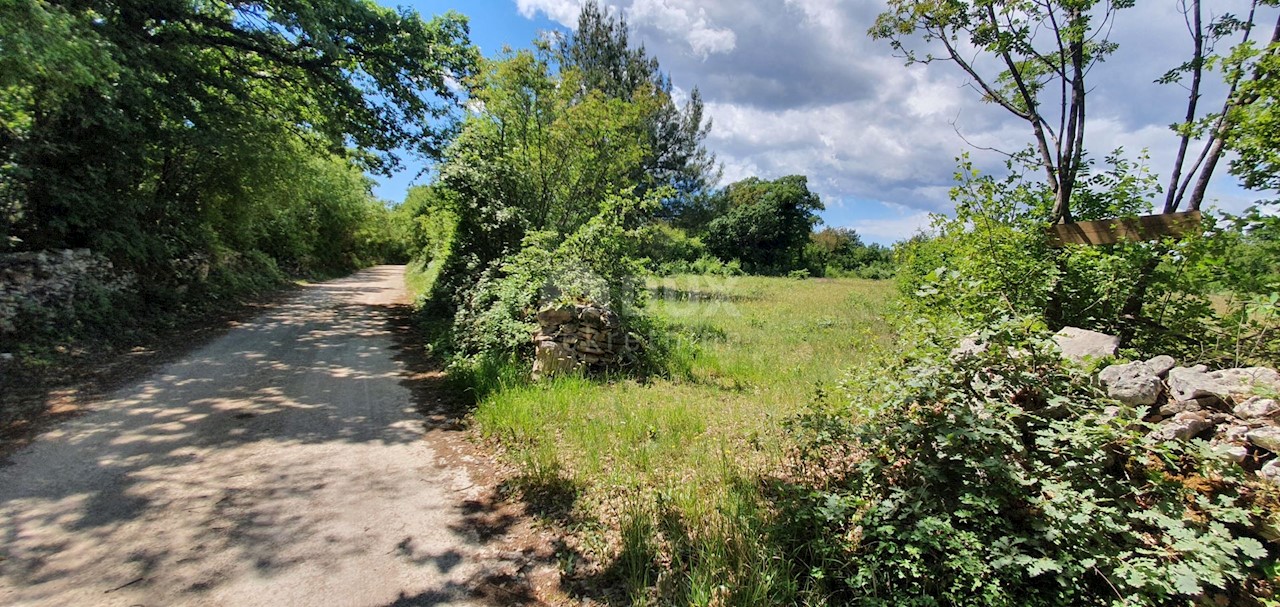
1, 0, 472, 426
399, 0, 1280, 605
6, 0, 1280, 605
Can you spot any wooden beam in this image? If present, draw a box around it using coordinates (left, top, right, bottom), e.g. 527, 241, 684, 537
1047, 210, 1203, 247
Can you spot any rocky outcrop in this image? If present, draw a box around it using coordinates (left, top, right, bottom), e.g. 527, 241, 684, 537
531, 302, 640, 379
1167, 365, 1280, 402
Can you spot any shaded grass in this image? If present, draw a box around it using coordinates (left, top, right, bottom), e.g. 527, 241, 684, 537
464, 275, 898, 604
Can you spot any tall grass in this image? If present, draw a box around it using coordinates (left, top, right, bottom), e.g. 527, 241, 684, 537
463, 275, 898, 604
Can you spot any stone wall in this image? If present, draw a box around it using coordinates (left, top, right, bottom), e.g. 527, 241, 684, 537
531, 303, 641, 379
0, 249, 132, 336
1099, 357, 1280, 481
969, 327, 1280, 503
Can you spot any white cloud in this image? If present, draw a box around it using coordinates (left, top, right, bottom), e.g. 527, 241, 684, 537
845, 212, 936, 243
514, 0, 584, 26
626, 0, 736, 57
512, 0, 1280, 233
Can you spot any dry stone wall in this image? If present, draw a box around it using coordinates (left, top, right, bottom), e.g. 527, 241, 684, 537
1096, 353, 1280, 507
531, 303, 640, 379
0, 249, 131, 336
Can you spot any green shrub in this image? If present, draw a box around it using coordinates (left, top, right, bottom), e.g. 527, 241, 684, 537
894, 153, 1247, 361
635, 222, 708, 273
450, 189, 674, 375
782, 316, 1276, 606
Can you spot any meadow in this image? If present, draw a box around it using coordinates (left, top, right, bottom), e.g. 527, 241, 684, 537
463, 275, 899, 603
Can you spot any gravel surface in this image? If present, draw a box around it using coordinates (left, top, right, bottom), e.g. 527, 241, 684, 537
0, 266, 495, 606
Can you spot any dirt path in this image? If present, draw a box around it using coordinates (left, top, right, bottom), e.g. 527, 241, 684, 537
0, 266, 509, 606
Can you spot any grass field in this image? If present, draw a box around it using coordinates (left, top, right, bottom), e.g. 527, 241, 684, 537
464, 275, 899, 604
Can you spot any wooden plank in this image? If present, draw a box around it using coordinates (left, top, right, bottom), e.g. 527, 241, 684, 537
1048, 210, 1203, 247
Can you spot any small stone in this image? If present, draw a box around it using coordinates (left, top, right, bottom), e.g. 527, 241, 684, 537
1218, 424, 1251, 444
951, 335, 986, 358
532, 341, 578, 380
0, 352, 12, 362
1260, 460, 1280, 486
1216, 444, 1250, 464
1053, 327, 1119, 362
1097, 355, 1176, 406
1234, 397, 1279, 420
1247, 426, 1280, 453
1154, 411, 1214, 442
579, 307, 603, 325
1159, 397, 1216, 417
1105, 374, 1164, 406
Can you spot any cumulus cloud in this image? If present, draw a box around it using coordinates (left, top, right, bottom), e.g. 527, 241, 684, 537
845, 212, 936, 243
626, 0, 736, 57
515, 0, 1280, 231
514, 0, 584, 25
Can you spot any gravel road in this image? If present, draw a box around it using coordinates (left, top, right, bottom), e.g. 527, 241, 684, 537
0, 266, 496, 606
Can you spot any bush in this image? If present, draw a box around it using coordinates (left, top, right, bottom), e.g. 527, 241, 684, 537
894, 153, 1249, 361
449, 190, 669, 374
635, 222, 707, 273
782, 316, 1277, 606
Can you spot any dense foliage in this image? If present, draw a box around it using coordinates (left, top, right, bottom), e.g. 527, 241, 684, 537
400, 2, 722, 375
784, 318, 1278, 606
0, 0, 473, 338
702, 175, 824, 275
806, 227, 896, 279
894, 150, 1278, 365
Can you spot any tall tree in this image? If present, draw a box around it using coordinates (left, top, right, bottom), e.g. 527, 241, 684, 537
556, 0, 718, 210
703, 175, 824, 274
871, 0, 1129, 224
871, 0, 1276, 223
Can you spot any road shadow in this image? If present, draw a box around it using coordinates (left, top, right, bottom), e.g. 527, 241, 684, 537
0, 267, 549, 605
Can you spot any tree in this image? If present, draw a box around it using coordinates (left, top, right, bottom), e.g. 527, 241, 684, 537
1224, 11, 1280, 195
1, 0, 476, 263
556, 0, 719, 210
426, 49, 661, 310
870, 0, 1274, 223
703, 175, 823, 274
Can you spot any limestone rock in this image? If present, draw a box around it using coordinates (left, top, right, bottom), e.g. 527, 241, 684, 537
1097, 362, 1164, 405
1168, 365, 1280, 403
1159, 397, 1217, 417
1100, 356, 1176, 384
1216, 444, 1250, 464
1260, 459, 1280, 486
532, 341, 578, 380
535, 306, 574, 326
1153, 411, 1215, 442
1218, 424, 1251, 445
1247, 426, 1280, 453
530, 301, 638, 378
951, 334, 986, 358
1234, 397, 1280, 420
1053, 327, 1119, 362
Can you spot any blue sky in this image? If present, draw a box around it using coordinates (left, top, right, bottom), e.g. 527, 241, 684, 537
372, 1, 1278, 245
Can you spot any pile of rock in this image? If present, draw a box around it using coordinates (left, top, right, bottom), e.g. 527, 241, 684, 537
960, 326, 1280, 486
1098, 356, 1280, 481
0, 249, 131, 335
531, 303, 640, 379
